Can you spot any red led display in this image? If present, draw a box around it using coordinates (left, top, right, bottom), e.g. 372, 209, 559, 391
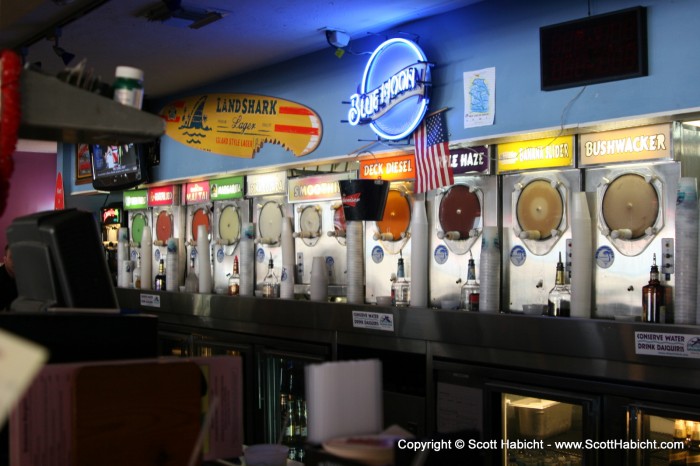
540, 7, 647, 91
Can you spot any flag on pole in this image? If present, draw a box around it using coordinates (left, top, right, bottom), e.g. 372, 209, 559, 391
413, 110, 454, 194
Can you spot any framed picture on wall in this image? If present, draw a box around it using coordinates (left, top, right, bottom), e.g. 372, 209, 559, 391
75, 143, 92, 184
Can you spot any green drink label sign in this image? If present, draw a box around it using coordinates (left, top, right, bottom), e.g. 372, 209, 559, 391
211, 176, 245, 201
123, 189, 149, 210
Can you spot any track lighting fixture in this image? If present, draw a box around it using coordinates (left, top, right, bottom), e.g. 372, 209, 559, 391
144, 0, 225, 29
51, 27, 75, 66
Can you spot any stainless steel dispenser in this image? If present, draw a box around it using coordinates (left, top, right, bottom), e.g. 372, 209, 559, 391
498, 135, 580, 314
580, 123, 690, 319
288, 171, 356, 300
247, 171, 289, 295
210, 176, 249, 292
429, 145, 497, 308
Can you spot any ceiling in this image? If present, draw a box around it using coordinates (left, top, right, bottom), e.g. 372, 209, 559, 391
0, 0, 481, 99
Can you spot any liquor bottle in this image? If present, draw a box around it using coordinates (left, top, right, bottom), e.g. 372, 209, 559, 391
669, 419, 688, 465
642, 253, 665, 323
391, 256, 410, 307
262, 258, 279, 298
154, 258, 166, 291
687, 422, 700, 465
132, 253, 141, 289
279, 360, 291, 443
228, 256, 240, 296
460, 255, 480, 312
280, 360, 298, 459
547, 252, 571, 317
184, 256, 199, 293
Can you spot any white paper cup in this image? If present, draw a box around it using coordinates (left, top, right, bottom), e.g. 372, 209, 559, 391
244, 444, 289, 466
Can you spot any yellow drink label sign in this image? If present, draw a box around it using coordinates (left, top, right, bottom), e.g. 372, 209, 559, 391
497, 136, 574, 173
159, 94, 322, 158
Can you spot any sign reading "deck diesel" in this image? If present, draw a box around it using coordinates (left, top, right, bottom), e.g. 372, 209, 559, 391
348, 38, 432, 140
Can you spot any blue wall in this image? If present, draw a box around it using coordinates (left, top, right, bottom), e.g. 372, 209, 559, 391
68, 0, 700, 204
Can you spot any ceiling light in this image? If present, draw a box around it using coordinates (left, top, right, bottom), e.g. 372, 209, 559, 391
326, 30, 350, 48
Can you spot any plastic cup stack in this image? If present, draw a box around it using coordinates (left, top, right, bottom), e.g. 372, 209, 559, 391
166, 238, 178, 292
479, 226, 501, 313
177, 237, 186, 288
117, 227, 129, 288
570, 192, 592, 319
346, 221, 364, 304
310, 256, 329, 302
197, 225, 213, 293
410, 194, 428, 307
239, 223, 255, 296
280, 217, 295, 299
119, 260, 132, 288
675, 177, 698, 324
140, 226, 153, 290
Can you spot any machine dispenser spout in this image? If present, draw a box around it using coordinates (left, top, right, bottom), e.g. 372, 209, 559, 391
373, 231, 394, 241
519, 230, 541, 240
437, 230, 461, 240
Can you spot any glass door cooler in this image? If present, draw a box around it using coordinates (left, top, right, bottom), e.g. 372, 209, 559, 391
626, 402, 700, 466
258, 342, 330, 463
496, 385, 596, 466
158, 328, 193, 357
434, 360, 601, 465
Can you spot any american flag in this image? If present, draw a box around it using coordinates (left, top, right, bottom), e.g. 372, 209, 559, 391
413, 111, 454, 194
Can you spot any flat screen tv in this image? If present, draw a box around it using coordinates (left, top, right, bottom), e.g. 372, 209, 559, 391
6, 209, 119, 312
90, 140, 157, 191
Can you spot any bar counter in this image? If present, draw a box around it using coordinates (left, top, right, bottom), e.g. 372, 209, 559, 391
116, 288, 700, 393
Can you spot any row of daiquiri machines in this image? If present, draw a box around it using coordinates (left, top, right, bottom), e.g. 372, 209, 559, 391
102, 121, 700, 324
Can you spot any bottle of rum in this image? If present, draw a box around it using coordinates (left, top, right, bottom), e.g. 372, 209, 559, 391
391, 256, 410, 307
132, 253, 142, 289
669, 419, 689, 465
184, 256, 199, 293
460, 255, 480, 312
228, 256, 240, 296
642, 253, 665, 323
262, 258, 279, 298
547, 252, 571, 317
687, 422, 700, 465
154, 258, 166, 291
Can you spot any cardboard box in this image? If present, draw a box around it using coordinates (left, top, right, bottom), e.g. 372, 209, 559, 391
9, 356, 243, 466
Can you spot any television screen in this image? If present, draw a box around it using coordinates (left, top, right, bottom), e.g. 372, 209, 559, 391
7, 209, 119, 312
90, 141, 156, 191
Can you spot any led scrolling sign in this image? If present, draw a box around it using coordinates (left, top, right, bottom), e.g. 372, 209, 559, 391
348, 38, 432, 140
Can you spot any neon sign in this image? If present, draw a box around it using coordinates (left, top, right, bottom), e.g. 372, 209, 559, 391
348, 38, 431, 140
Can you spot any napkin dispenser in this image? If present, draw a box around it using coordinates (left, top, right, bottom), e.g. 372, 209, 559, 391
305, 359, 383, 444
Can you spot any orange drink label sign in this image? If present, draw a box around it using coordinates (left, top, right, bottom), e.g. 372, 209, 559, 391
360, 153, 415, 181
